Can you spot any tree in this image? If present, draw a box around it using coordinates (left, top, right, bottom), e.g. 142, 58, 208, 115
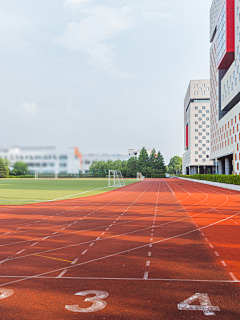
126, 157, 138, 178
168, 156, 182, 174
155, 151, 166, 174
137, 147, 149, 176
13, 161, 28, 175
0, 159, 9, 178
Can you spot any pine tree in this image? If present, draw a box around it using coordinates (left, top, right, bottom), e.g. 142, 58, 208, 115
137, 147, 149, 175
149, 149, 157, 168
155, 151, 166, 174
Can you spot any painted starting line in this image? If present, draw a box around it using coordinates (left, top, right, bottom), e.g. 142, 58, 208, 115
0, 276, 238, 283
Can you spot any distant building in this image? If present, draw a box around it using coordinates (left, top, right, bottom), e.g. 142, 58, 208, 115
0, 147, 132, 174
182, 80, 214, 175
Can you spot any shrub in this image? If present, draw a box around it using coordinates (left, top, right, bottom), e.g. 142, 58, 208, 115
179, 174, 240, 185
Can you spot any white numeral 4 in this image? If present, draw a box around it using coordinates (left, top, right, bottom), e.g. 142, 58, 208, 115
178, 293, 220, 316
65, 290, 108, 313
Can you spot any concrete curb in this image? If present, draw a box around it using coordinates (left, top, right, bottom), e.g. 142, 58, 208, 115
179, 177, 240, 192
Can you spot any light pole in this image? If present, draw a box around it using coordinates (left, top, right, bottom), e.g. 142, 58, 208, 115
215, 158, 218, 175
198, 163, 199, 175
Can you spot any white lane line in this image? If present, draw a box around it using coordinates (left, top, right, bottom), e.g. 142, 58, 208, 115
229, 272, 238, 282
89, 243, 94, 247
205, 238, 209, 242
201, 233, 205, 236
96, 237, 100, 240
106, 228, 109, 231
149, 244, 152, 248
31, 242, 38, 247
52, 232, 58, 235
57, 269, 68, 278
214, 251, 220, 257
0, 275, 239, 283
151, 229, 154, 232
221, 261, 227, 267
101, 232, 105, 235
209, 244, 214, 248
150, 233, 153, 237
0, 259, 9, 264
143, 271, 149, 280
71, 258, 78, 265
42, 236, 49, 240
148, 252, 151, 257
150, 238, 153, 242
16, 249, 25, 255
81, 249, 88, 255
146, 261, 150, 267
113, 221, 116, 224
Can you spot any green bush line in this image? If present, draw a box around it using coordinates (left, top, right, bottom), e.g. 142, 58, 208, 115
6, 175, 34, 179
180, 174, 240, 185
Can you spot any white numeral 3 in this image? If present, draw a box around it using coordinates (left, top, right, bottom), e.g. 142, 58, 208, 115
65, 290, 109, 313
0, 289, 14, 300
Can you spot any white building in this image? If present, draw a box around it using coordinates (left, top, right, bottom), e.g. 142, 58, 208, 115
0, 146, 134, 174
182, 80, 214, 175
210, 0, 240, 174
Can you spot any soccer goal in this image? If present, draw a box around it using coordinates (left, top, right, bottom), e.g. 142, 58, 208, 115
35, 172, 58, 179
108, 170, 125, 187
137, 172, 144, 180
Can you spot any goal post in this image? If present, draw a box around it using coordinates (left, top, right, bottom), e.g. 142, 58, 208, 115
108, 170, 125, 187
137, 172, 143, 180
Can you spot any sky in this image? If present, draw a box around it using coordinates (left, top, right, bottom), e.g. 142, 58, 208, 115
0, 0, 212, 163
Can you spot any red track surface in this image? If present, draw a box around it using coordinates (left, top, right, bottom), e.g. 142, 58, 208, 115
0, 178, 239, 319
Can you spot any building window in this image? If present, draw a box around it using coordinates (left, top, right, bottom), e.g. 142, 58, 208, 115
198, 88, 202, 91
202, 92, 205, 95
199, 110, 202, 113
195, 144, 198, 147
195, 121, 198, 124
194, 84, 198, 87
202, 106, 206, 109
195, 114, 198, 117
194, 92, 198, 95
195, 136, 198, 139
206, 87, 209, 91
195, 151, 198, 154
60, 155, 68, 160
195, 106, 198, 109
199, 155, 202, 158
59, 163, 67, 167
195, 129, 198, 132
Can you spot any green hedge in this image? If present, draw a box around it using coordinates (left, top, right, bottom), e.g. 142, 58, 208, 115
151, 174, 166, 178
180, 174, 240, 185
6, 175, 34, 178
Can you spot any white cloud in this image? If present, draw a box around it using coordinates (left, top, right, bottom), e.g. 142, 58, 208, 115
55, 5, 134, 76
21, 101, 39, 115
64, 0, 90, 6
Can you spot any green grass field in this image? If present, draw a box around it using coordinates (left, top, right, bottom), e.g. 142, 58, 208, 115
0, 178, 138, 206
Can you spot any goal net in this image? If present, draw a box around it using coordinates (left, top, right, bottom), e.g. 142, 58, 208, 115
108, 170, 125, 187
35, 172, 58, 179
137, 172, 143, 180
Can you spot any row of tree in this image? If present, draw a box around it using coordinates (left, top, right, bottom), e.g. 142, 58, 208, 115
90, 148, 183, 178
90, 147, 167, 178
0, 158, 28, 178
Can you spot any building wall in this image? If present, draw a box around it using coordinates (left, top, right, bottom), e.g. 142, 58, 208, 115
210, 0, 240, 174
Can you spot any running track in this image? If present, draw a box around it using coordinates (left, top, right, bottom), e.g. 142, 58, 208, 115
0, 178, 239, 319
